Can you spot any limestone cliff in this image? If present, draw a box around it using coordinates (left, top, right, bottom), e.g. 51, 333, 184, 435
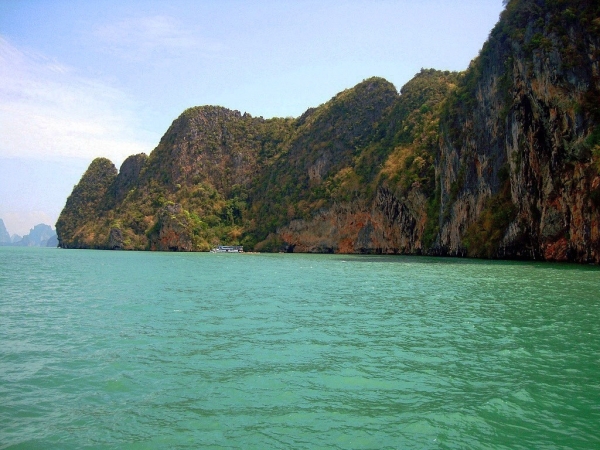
14, 224, 57, 247
147, 203, 195, 251
0, 219, 10, 244
434, 0, 600, 262
275, 70, 457, 255
57, 0, 600, 263
56, 158, 117, 249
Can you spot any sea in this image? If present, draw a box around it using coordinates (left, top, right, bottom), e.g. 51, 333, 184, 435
1, 246, 599, 449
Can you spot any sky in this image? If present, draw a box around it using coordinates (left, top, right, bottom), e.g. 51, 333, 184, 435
0, 0, 505, 236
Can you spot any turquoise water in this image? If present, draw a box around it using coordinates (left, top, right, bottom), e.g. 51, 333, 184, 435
1, 247, 599, 449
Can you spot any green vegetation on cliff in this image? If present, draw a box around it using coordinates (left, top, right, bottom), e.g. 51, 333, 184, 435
247, 77, 400, 246
57, 0, 600, 263
56, 158, 118, 249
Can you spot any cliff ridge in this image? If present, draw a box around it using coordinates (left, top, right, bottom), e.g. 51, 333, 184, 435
57, 0, 600, 263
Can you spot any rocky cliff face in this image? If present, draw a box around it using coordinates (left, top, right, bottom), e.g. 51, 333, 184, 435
433, 0, 600, 262
0, 219, 10, 244
56, 158, 117, 249
111, 153, 148, 204
278, 185, 429, 254
15, 224, 57, 247
146, 203, 195, 251
141, 106, 291, 195
1, 219, 59, 247
57, 0, 600, 263
275, 70, 459, 255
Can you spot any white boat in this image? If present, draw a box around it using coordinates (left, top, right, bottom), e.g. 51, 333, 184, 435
210, 245, 244, 253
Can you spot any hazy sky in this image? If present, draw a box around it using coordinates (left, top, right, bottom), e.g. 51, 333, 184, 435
0, 0, 505, 236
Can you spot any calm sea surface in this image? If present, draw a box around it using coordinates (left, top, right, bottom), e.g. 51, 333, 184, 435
1, 247, 599, 449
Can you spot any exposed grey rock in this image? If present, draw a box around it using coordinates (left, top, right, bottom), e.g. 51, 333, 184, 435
108, 228, 124, 250
0, 219, 10, 244
15, 224, 57, 247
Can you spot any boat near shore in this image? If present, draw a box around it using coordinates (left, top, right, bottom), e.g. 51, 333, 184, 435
210, 245, 243, 253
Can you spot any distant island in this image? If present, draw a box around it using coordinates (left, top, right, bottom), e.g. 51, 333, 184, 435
0, 219, 58, 247
57, 0, 600, 264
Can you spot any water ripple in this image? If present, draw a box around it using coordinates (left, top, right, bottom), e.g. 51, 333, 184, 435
1, 248, 599, 449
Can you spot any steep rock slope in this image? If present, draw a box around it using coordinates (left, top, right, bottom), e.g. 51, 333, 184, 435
435, 0, 600, 262
14, 224, 57, 247
57, 0, 600, 263
0, 219, 10, 244
56, 158, 117, 249
274, 70, 459, 254
248, 77, 402, 250
58, 106, 295, 251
